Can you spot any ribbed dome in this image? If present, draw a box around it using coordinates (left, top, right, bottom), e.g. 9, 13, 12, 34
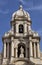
11, 5, 31, 21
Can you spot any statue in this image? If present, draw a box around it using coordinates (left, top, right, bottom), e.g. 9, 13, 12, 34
19, 46, 24, 58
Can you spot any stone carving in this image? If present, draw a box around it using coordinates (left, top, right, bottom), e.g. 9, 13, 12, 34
19, 46, 24, 58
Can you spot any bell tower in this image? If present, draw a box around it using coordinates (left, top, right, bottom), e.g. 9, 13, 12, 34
2, 5, 41, 65
10, 5, 31, 61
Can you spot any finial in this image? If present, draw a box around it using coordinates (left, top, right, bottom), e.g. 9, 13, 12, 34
19, 0, 23, 8
19, 5, 23, 10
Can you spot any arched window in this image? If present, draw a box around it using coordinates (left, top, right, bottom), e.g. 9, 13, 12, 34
18, 43, 26, 58
19, 24, 24, 33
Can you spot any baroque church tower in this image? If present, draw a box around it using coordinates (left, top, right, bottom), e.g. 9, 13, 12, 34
1, 5, 42, 65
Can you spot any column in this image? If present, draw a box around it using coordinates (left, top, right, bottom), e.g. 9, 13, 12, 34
11, 37, 14, 57
34, 43, 36, 58
30, 41, 33, 57
3, 42, 6, 58
29, 37, 33, 57
16, 48, 18, 58
37, 42, 40, 58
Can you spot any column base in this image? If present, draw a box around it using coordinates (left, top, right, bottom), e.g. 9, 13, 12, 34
9, 57, 14, 64
2, 58, 9, 65
30, 56, 33, 61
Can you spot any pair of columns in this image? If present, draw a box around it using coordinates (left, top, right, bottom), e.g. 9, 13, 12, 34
3, 37, 18, 58
3, 42, 9, 58
11, 37, 18, 58
33, 42, 40, 58
3, 39, 18, 59
29, 37, 40, 58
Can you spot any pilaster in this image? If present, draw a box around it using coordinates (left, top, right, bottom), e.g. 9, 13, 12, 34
10, 37, 14, 63
24, 23, 27, 34
16, 23, 18, 33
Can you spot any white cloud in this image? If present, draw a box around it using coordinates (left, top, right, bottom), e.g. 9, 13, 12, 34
25, 5, 42, 11
19, 0, 42, 11
0, 10, 9, 14
31, 5, 42, 10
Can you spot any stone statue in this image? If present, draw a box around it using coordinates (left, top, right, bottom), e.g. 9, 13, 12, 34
19, 46, 24, 58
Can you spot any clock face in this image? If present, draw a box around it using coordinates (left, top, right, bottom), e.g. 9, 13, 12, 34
19, 25, 24, 33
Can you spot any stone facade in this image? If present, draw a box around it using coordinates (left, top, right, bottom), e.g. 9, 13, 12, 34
0, 5, 42, 65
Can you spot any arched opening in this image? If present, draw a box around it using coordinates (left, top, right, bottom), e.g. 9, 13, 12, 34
19, 24, 24, 33
18, 43, 26, 58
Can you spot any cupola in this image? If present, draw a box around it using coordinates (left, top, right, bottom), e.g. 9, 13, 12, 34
11, 5, 31, 22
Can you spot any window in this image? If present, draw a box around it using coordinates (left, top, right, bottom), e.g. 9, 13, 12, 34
19, 24, 24, 33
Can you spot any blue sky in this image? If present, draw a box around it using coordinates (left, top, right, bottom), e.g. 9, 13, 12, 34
0, 0, 42, 52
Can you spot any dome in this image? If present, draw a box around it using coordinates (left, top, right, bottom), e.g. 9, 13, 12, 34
11, 5, 31, 21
